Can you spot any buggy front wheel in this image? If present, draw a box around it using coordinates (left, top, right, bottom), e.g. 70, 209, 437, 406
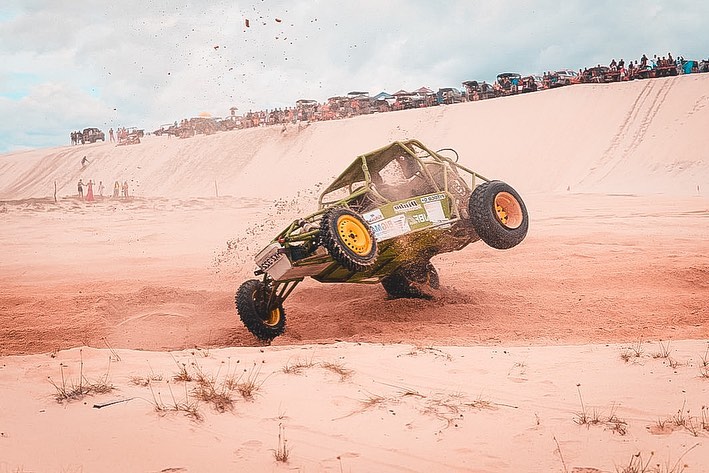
320, 208, 378, 272
236, 279, 286, 341
469, 181, 528, 249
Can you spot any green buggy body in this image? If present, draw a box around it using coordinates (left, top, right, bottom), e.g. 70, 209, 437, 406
236, 139, 529, 340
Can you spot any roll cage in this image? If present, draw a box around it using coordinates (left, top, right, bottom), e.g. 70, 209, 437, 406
320, 139, 485, 209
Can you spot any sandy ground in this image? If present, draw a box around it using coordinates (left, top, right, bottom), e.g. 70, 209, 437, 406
0, 192, 707, 355
1, 74, 708, 472
1, 340, 708, 472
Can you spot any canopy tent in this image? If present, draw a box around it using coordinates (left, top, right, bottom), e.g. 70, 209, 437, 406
414, 86, 434, 95
372, 91, 394, 101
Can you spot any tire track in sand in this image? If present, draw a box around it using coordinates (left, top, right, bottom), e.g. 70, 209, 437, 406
591, 80, 653, 173
584, 77, 676, 185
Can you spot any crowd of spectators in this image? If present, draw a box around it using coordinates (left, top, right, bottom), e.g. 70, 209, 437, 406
154, 50, 708, 136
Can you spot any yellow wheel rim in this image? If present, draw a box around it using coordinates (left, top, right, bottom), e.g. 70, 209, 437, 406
494, 192, 524, 229
264, 307, 281, 327
337, 215, 373, 255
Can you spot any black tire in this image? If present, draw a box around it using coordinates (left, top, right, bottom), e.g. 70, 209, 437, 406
236, 279, 286, 341
469, 180, 528, 249
320, 208, 377, 272
382, 261, 439, 299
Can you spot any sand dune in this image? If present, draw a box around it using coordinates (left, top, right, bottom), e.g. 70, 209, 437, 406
1, 74, 708, 472
1, 74, 707, 202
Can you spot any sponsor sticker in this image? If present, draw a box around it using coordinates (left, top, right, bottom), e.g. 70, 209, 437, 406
423, 201, 447, 223
370, 214, 411, 241
420, 193, 446, 204
392, 200, 421, 213
362, 208, 384, 224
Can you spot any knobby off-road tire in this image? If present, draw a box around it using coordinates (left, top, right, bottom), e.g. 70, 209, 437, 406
382, 261, 440, 299
469, 181, 528, 250
236, 279, 286, 341
320, 208, 378, 272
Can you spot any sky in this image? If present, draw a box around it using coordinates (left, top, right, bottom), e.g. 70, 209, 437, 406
1, 0, 708, 153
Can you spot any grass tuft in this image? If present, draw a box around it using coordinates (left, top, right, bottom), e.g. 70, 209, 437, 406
172, 361, 193, 382
320, 361, 354, 381
148, 380, 202, 421
361, 393, 387, 409
652, 341, 672, 359
47, 351, 114, 403
616, 443, 698, 473
192, 372, 234, 413
273, 423, 291, 463
281, 356, 316, 375
130, 373, 163, 387
622, 340, 648, 362
573, 386, 627, 435
699, 346, 709, 378
671, 400, 688, 427
236, 364, 266, 401
405, 346, 453, 361
631, 340, 644, 357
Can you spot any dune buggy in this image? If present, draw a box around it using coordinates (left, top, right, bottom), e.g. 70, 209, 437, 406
236, 139, 529, 340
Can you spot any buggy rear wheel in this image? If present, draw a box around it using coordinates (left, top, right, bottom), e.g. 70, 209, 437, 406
320, 208, 378, 272
236, 279, 286, 341
382, 260, 439, 299
469, 181, 528, 249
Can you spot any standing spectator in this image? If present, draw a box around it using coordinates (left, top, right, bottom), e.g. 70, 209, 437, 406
86, 180, 95, 202
629, 61, 637, 79
77, 179, 85, 200
122, 181, 129, 198
113, 181, 120, 198
109, 128, 115, 142
510, 75, 519, 93
98, 180, 105, 197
